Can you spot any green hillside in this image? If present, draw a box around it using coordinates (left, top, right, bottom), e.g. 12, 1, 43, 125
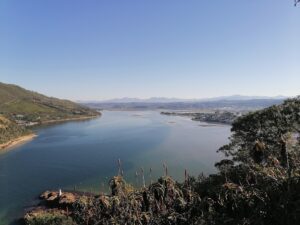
0, 82, 100, 123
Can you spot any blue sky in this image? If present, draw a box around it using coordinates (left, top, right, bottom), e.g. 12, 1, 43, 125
0, 0, 299, 100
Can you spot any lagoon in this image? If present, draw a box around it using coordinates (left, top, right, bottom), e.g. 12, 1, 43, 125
0, 111, 230, 224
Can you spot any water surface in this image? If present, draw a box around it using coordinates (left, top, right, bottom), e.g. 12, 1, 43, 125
0, 111, 230, 224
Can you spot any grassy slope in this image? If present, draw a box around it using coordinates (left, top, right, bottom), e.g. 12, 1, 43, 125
0, 82, 100, 122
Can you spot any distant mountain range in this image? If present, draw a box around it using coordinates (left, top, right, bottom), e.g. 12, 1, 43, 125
197, 95, 288, 102
81, 95, 288, 104
81, 95, 289, 111
82, 98, 287, 111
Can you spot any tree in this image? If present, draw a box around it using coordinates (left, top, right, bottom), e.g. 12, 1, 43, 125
219, 98, 300, 167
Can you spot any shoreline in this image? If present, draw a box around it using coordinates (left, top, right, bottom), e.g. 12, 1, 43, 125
40, 115, 100, 125
0, 133, 37, 151
0, 115, 100, 152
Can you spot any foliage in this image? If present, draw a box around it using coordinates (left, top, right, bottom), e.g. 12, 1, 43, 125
0, 115, 29, 144
24, 210, 76, 225
219, 97, 300, 165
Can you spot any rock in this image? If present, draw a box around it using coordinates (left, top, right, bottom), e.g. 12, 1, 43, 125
59, 193, 76, 206
40, 190, 78, 208
40, 191, 59, 202
39, 191, 51, 199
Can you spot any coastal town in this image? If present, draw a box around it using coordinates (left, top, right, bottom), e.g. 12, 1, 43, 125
161, 110, 242, 124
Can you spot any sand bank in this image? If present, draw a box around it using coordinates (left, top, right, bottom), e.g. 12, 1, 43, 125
0, 133, 37, 151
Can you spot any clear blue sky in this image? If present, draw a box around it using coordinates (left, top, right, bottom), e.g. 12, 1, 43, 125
0, 0, 299, 100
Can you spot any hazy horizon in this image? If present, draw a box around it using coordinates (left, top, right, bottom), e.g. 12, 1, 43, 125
1, 0, 299, 100
76, 94, 291, 103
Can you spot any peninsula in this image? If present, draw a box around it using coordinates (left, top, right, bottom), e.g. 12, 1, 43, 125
161, 110, 241, 124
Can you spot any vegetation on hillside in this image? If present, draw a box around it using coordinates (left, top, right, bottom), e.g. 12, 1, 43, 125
0, 115, 30, 145
24, 97, 300, 225
0, 82, 100, 124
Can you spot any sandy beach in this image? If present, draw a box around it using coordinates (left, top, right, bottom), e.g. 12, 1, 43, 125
0, 133, 37, 151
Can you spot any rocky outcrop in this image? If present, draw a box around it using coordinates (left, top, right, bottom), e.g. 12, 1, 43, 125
40, 191, 77, 208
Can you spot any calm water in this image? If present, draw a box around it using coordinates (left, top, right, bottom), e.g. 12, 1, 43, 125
0, 111, 230, 224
